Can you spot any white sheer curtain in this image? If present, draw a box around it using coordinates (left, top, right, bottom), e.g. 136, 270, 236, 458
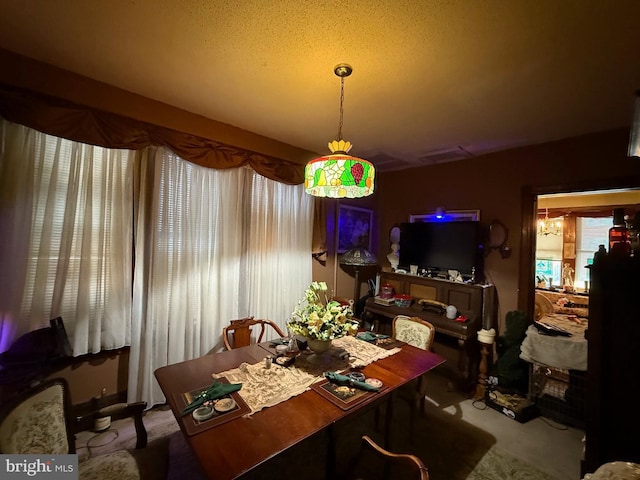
0, 119, 133, 354
241, 172, 314, 329
129, 147, 312, 407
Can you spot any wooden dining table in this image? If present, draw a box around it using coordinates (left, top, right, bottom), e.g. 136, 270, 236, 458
154, 339, 445, 479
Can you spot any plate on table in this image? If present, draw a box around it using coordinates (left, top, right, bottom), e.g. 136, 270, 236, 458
214, 398, 237, 412
365, 378, 383, 388
373, 337, 404, 349
176, 377, 250, 436
273, 355, 296, 367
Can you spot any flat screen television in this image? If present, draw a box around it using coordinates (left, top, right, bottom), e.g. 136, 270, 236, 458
398, 221, 482, 277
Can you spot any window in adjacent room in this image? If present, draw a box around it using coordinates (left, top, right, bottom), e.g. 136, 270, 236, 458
575, 217, 611, 290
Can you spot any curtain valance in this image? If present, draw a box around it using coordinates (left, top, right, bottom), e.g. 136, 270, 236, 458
0, 84, 304, 185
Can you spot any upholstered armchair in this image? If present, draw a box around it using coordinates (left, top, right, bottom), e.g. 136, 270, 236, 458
0, 378, 168, 480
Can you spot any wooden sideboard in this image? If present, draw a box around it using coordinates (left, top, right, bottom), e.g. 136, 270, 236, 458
364, 271, 496, 392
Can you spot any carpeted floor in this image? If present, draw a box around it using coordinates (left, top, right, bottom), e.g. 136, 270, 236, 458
75, 384, 559, 480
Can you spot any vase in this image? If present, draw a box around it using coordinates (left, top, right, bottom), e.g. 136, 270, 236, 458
306, 338, 332, 365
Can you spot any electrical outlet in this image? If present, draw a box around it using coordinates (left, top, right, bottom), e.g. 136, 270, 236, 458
488, 375, 499, 385
101, 387, 107, 397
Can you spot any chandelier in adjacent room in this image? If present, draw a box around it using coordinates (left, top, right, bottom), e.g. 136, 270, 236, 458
304, 64, 375, 198
538, 208, 563, 236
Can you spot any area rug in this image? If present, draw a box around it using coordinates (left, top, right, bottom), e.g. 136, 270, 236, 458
467, 446, 558, 480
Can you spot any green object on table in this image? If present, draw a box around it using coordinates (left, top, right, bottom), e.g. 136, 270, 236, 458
356, 332, 389, 342
181, 381, 242, 416
324, 371, 380, 392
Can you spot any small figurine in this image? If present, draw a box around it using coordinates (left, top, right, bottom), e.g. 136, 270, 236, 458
387, 243, 399, 271
562, 263, 574, 293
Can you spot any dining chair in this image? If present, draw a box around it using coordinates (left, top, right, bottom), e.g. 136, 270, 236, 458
534, 292, 554, 320
346, 434, 430, 479
0, 377, 168, 480
222, 316, 286, 350
377, 315, 436, 439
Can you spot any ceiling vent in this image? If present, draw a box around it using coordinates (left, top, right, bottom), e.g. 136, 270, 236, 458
417, 146, 473, 165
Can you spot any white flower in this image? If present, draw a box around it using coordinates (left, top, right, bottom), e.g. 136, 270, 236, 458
288, 282, 359, 341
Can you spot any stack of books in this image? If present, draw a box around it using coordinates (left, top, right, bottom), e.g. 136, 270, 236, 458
373, 296, 395, 306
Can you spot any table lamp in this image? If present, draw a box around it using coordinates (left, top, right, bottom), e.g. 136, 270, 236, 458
339, 247, 378, 304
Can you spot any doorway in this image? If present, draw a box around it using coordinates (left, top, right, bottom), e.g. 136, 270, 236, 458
518, 179, 640, 318
535, 188, 640, 293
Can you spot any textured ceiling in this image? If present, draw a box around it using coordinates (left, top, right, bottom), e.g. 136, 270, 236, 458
1, 0, 639, 171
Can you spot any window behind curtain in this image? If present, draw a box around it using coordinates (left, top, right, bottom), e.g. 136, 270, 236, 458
0, 119, 134, 354
128, 148, 312, 406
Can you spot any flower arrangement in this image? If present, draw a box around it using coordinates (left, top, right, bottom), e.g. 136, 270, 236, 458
288, 281, 358, 341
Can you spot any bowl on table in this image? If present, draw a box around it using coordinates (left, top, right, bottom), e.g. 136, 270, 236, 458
394, 294, 413, 308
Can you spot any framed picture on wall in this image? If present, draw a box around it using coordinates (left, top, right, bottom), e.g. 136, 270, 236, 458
337, 205, 373, 253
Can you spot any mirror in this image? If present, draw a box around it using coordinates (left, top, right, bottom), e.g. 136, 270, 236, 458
488, 220, 511, 258
489, 221, 507, 248
389, 226, 401, 244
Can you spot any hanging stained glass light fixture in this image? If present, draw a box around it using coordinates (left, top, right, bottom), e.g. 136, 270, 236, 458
305, 64, 375, 198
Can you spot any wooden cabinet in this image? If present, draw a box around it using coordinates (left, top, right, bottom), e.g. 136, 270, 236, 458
582, 255, 640, 474
364, 271, 495, 392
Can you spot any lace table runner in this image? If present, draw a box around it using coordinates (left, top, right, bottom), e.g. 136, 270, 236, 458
213, 335, 401, 415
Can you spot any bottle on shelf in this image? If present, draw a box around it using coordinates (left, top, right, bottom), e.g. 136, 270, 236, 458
629, 211, 640, 256
593, 244, 607, 264
608, 208, 631, 257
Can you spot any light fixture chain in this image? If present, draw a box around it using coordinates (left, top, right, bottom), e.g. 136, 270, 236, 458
337, 76, 345, 141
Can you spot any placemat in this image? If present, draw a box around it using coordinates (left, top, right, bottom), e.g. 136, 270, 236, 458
176, 377, 251, 436
310, 374, 387, 411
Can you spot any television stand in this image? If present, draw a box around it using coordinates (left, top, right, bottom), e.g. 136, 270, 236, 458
364, 271, 495, 392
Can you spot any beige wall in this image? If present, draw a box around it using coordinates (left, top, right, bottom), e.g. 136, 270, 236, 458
45, 350, 129, 405
371, 130, 640, 327
313, 129, 640, 324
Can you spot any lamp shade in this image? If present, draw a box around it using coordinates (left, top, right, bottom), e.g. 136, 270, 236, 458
339, 247, 378, 266
305, 154, 375, 198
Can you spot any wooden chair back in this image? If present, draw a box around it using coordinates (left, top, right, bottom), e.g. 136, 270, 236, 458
389, 315, 437, 439
222, 316, 286, 350
392, 315, 436, 351
347, 435, 430, 479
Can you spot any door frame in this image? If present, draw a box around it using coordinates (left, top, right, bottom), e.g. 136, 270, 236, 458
518, 175, 640, 318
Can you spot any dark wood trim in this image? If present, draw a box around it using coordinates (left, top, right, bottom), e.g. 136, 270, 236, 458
518, 185, 537, 318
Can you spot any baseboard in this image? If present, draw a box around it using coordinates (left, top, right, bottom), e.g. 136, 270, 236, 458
72, 391, 128, 433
